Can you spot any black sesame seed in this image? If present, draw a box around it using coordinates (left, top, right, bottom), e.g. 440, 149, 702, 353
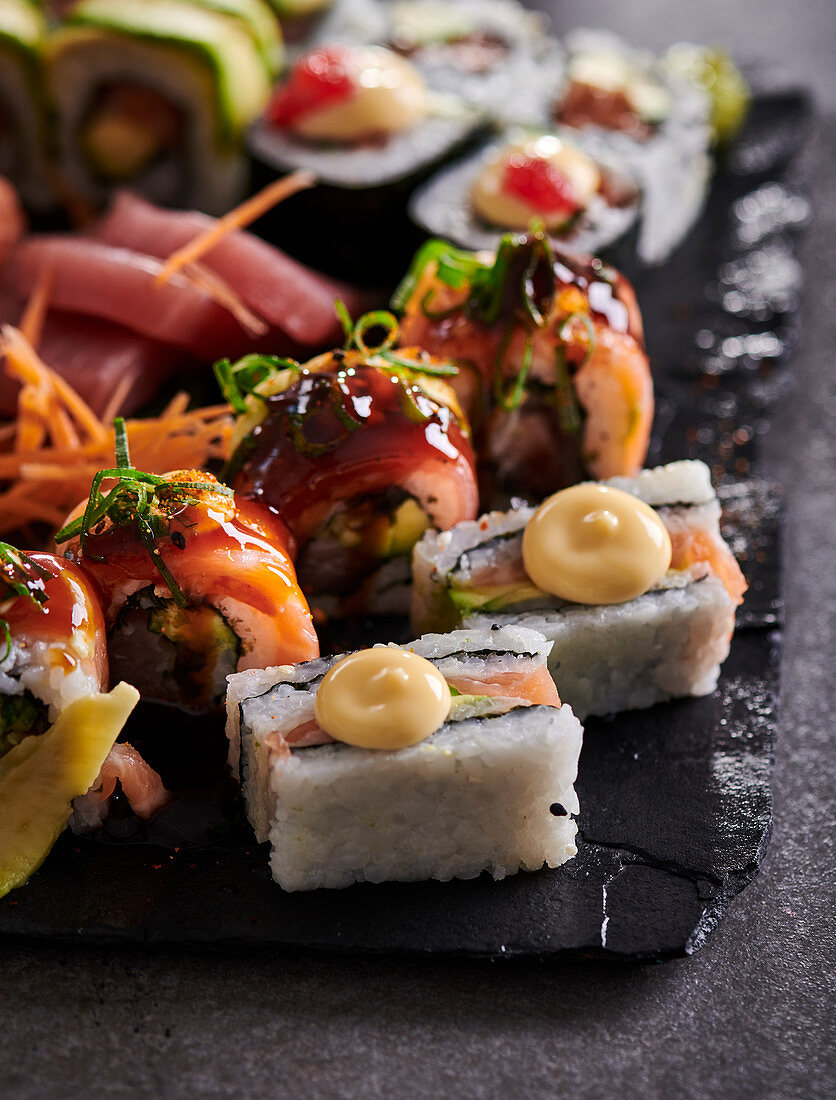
171, 531, 186, 550
549, 803, 567, 817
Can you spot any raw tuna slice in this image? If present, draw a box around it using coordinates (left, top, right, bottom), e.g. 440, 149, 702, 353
4, 237, 259, 362
93, 192, 367, 347
0, 299, 188, 418
0, 178, 25, 267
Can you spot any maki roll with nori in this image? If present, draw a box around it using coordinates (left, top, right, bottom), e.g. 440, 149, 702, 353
251, 42, 484, 186
551, 29, 714, 264
220, 312, 479, 615
412, 461, 748, 719
0, 0, 51, 208
394, 230, 653, 507
226, 625, 583, 891
47, 0, 281, 213
410, 128, 641, 257
0, 542, 108, 753
315, 0, 565, 126
55, 420, 319, 714
248, 42, 485, 280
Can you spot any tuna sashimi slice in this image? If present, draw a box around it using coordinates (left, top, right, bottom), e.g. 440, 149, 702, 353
93, 191, 367, 347
0, 295, 187, 418
0, 178, 25, 267
4, 237, 258, 362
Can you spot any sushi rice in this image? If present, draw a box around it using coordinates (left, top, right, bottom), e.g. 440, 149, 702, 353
411, 460, 744, 718
226, 625, 583, 891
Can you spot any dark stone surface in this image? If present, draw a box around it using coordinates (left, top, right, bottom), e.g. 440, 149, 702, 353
0, 2, 833, 1096
0, 626, 780, 959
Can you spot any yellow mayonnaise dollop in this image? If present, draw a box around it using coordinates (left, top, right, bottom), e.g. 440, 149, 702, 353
293, 46, 429, 141
521, 483, 672, 605
314, 648, 451, 750
470, 134, 601, 231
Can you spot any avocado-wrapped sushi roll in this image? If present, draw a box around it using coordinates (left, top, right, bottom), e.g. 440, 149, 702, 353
55, 419, 319, 714
0, 542, 108, 754
410, 128, 641, 257
394, 229, 652, 507
412, 461, 747, 719
0, 0, 51, 208
222, 315, 479, 615
551, 29, 713, 264
226, 625, 583, 891
47, 0, 279, 213
315, 0, 565, 127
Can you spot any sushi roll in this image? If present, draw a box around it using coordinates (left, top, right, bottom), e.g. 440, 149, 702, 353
409, 128, 641, 257
47, 0, 279, 214
226, 625, 583, 891
251, 43, 484, 188
551, 29, 713, 264
55, 418, 319, 714
411, 460, 748, 719
314, 0, 565, 126
0, 539, 172, 836
393, 229, 652, 507
0, 541, 108, 755
0, 0, 51, 209
248, 41, 486, 281
265, 0, 334, 48
221, 312, 479, 616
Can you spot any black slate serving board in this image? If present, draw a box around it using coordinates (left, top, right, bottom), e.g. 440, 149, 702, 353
0, 85, 809, 959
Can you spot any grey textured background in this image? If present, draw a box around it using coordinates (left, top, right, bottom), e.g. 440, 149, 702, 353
1, 2, 834, 1097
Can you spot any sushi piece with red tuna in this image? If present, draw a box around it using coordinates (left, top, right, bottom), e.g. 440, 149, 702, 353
55, 418, 319, 714
221, 311, 479, 615
393, 229, 653, 507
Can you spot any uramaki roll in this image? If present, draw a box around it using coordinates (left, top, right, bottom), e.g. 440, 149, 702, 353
223, 333, 479, 616
47, 0, 277, 212
0, 0, 51, 208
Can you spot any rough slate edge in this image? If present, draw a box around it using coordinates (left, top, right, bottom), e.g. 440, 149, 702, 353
0, 92, 806, 961
0, 629, 779, 961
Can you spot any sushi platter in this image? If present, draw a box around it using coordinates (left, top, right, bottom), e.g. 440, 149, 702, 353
0, 0, 811, 959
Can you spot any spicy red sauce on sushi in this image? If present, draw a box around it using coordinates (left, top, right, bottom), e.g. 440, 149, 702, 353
266, 46, 357, 128
501, 154, 581, 217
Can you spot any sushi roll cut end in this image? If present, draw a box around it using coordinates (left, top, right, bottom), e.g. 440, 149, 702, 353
228, 627, 583, 891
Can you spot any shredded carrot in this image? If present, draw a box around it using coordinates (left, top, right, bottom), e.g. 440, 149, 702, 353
182, 262, 268, 338
0, 326, 233, 538
156, 170, 316, 285
19, 264, 53, 349
101, 372, 136, 425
